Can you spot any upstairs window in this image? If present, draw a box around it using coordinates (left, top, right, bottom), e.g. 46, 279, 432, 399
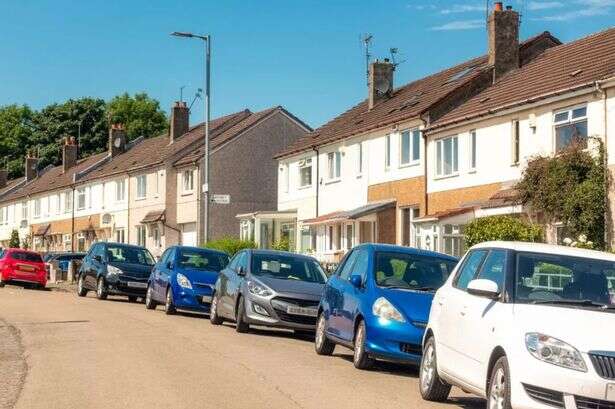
21, 202, 28, 221
436, 136, 458, 177
512, 120, 520, 165
64, 191, 72, 213
400, 129, 421, 166
182, 170, 194, 193
34, 198, 41, 218
298, 158, 312, 188
357, 143, 363, 175
136, 175, 147, 199
469, 130, 477, 170
554, 105, 588, 152
327, 151, 341, 180
77, 188, 86, 210
385, 134, 391, 169
115, 180, 125, 202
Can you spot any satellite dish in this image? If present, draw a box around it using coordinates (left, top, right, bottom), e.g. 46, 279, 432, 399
114, 137, 122, 148
374, 78, 391, 95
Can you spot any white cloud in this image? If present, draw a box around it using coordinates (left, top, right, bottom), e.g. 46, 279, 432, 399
440, 4, 485, 14
533, 0, 613, 20
527, 1, 564, 10
576, 0, 615, 6
430, 19, 485, 31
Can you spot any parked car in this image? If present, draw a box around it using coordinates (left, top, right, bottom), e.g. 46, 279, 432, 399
44, 252, 86, 276
314, 244, 458, 370
76, 242, 155, 302
0, 248, 47, 289
420, 241, 615, 409
209, 249, 327, 333
145, 246, 229, 315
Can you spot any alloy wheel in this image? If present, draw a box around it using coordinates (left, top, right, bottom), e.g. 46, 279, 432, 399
146, 287, 152, 305
421, 343, 436, 392
97, 279, 103, 297
354, 324, 365, 363
316, 315, 326, 349
211, 296, 218, 316
489, 367, 506, 409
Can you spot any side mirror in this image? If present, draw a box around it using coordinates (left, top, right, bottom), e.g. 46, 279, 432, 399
166, 261, 173, 270
93, 255, 102, 263
467, 279, 500, 299
237, 266, 246, 276
350, 274, 363, 288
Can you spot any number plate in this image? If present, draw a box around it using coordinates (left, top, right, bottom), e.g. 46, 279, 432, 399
200, 295, 213, 303
607, 384, 615, 401
286, 306, 318, 317
17, 264, 35, 273
127, 282, 147, 289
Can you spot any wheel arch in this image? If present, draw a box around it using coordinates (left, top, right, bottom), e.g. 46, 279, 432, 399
485, 346, 507, 394
352, 313, 365, 341
423, 328, 434, 347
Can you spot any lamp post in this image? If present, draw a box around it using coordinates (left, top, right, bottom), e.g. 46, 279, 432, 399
171, 31, 211, 244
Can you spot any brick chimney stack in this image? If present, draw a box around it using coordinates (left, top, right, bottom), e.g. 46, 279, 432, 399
368, 59, 395, 110
108, 124, 127, 157
25, 151, 38, 182
488, 2, 520, 82
62, 136, 79, 172
170, 101, 190, 143
0, 168, 7, 189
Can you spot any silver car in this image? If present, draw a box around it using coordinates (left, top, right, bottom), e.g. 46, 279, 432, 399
209, 249, 327, 333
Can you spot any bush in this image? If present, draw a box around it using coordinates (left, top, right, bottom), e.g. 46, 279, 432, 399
271, 237, 290, 252
202, 237, 257, 257
464, 215, 543, 248
8, 230, 20, 248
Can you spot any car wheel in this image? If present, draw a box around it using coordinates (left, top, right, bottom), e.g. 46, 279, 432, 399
235, 297, 249, 333
314, 313, 335, 356
353, 320, 374, 370
0, 273, 6, 288
96, 277, 108, 300
145, 285, 157, 310
488, 356, 512, 409
209, 293, 223, 325
77, 275, 88, 297
165, 288, 176, 315
419, 336, 452, 402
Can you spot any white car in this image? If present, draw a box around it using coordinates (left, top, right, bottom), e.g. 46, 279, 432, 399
419, 241, 615, 409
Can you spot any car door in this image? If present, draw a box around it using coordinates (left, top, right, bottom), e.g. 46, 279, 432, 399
230, 252, 249, 319
83, 244, 101, 288
339, 248, 370, 342
435, 249, 488, 380
156, 248, 174, 298
217, 252, 243, 318
152, 249, 172, 301
328, 250, 359, 341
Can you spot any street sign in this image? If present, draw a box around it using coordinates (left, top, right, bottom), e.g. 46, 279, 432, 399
210, 194, 230, 205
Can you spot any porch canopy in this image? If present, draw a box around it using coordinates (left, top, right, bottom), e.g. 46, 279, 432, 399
34, 223, 51, 236
413, 207, 475, 223
302, 199, 396, 225
141, 210, 165, 224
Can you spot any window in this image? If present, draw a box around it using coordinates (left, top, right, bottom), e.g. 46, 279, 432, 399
469, 130, 477, 170
346, 224, 354, 250
554, 105, 588, 151
512, 120, 520, 165
300, 226, 315, 253
64, 191, 72, 213
115, 180, 125, 201
454, 250, 488, 290
443, 224, 465, 257
107, 244, 155, 266
45, 197, 50, 216
115, 228, 125, 244
34, 198, 41, 218
55, 194, 61, 215
357, 143, 363, 175
353, 249, 370, 282
436, 136, 458, 177
327, 151, 341, 180
338, 250, 359, 280
77, 233, 86, 252
374, 251, 456, 289
385, 134, 391, 168
477, 250, 507, 291
136, 175, 147, 199
402, 208, 411, 246
298, 158, 312, 188
400, 129, 421, 166
282, 164, 289, 192
0, 207, 5, 225
21, 202, 28, 221
136, 225, 146, 247
153, 227, 161, 248
182, 170, 194, 193
327, 225, 334, 250
77, 188, 86, 210
335, 224, 342, 250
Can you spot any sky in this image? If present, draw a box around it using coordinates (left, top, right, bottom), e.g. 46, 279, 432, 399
1, 0, 614, 129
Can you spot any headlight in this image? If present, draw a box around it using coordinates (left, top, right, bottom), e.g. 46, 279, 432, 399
107, 265, 123, 276
247, 280, 272, 297
372, 297, 405, 323
176, 273, 192, 289
525, 333, 587, 372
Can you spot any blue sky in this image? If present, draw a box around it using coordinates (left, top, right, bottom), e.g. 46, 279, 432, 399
1, 0, 613, 129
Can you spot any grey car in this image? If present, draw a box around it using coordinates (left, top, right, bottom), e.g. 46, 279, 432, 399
209, 249, 327, 333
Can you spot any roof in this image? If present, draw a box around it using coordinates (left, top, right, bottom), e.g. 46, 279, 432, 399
302, 200, 396, 225
471, 241, 615, 262
431, 27, 615, 129
0, 177, 25, 198
140, 210, 165, 224
481, 188, 521, 209
414, 207, 475, 222
276, 32, 559, 159
352, 243, 459, 261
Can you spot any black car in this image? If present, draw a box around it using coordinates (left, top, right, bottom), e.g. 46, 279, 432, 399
77, 242, 155, 302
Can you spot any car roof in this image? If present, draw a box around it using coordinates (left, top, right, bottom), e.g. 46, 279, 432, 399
249, 249, 318, 261
173, 246, 228, 256
470, 241, 615, 262
102, 242, 148, 250
354, 243, 459, 261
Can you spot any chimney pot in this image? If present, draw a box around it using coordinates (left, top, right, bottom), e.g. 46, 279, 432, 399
25, 154, 38, 182
494, 2, 503, 11
170, 101, 190, 143
108, 123, 127, 157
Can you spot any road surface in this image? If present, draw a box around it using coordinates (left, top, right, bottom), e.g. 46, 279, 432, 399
0, 286, 484, 409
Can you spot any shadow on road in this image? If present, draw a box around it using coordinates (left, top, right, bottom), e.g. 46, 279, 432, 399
218, 322, 316, 343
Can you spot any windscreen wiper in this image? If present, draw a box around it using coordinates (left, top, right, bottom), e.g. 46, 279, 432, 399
532, 299, 606, 308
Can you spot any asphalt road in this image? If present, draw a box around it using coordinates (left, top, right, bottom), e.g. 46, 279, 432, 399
0, 286, 484, 409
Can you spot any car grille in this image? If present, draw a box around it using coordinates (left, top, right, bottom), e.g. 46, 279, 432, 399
399, 343, 422, 355
273, 309, 317, 326
522, 384, 564, 408
272, 297, 319, 308
575, 395, 615, 409
589, 352, 615, 380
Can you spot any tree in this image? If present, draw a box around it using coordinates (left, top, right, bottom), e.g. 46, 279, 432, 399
0, 104, 36, 178
107, 92, 168, 141
464, 215, 543, 248
8, 230, 20, 248
203, 237, 257, 256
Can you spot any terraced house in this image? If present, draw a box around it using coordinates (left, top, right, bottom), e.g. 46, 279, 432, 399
0, 102, 310, 256
270, 4, 615, 261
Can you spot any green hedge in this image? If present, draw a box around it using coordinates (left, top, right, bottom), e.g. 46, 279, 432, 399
464, 215, 543, 248
202, 237, 257, 257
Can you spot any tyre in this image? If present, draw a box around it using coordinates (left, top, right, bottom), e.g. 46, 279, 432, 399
235, 297, 249, 333
488, 356, 512, 409
353, 320, 374, 370
128, 296, 138, 303
209, 293, 223, 325
165, 288, 176, 315
77, 275, 88, 297
419, 336, 452, 402
96, 277, 108, 300
314, 313, 335, 356
145, 285, 157, 310
0, 273, 6, 288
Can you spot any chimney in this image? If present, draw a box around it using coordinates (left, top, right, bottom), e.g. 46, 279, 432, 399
108, 123, 127, 157
368, 59, 395, 110
62, 136, 79, 172
488, 3, 520, 82
25, 151, 38, 182
0, 168, 7, 189
170, 101, 189, 143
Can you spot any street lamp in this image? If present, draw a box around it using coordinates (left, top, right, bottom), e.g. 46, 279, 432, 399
171, 31, 211, 244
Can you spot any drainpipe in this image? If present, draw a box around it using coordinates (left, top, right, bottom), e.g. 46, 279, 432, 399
71, 187, 75, 252
126, 173, 131, 244
420, 117, 429, 216
595, 81, 609, 247
313, 146, 320, 217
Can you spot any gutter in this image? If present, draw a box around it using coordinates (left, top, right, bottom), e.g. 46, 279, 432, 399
420, 115, 430, 216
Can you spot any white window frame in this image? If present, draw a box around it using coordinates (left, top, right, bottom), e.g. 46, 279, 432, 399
136, 175, 147, 200
435, 135, 459, 178
21, 201, 28, 221
298, 158, 312, 188
469, 129, 477, 171
553, 105, 588, 152
34, 198, 41, 218
136, 225, 146, 247
64, 191, 72, 213
182, 169, 194, 194
115, 228, 125, 244
400, 129, 421, 167
357, 142, 363, 176
326, 151, 341, 181
115, 179, 125, 202
512, 119, 520, 165
442, 224, 465, 257
385, 134, 391, 169
77, 188, 86, 210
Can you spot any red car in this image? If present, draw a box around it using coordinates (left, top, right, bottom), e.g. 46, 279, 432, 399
0, 248, 47, 289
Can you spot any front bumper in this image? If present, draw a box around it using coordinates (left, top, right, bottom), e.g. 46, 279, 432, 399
243, 294, 320, 331
106, 276, 148, 297
173, 283, 214, 312
362, 314, 426, 364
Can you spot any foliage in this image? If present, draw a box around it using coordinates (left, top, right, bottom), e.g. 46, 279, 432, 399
464, 215, 543, 248
203, 237, 257, 257
0, 104, 36, 178
271, 237, 290, 252
8, 230, 20, 248
562, 234, 595, 250
107, 93, 168, 142
516, 140, 607, 249
21, 234, 31, 250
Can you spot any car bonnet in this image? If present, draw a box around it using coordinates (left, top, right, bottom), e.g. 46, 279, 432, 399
378, 287, 435, 326
255, 276, 325, 298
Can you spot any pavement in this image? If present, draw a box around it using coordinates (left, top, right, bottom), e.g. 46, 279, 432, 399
0, 285, 484, 409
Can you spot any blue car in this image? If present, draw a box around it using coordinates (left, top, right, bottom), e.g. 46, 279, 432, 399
145, 246, 230, 315
314, 243, 458, 369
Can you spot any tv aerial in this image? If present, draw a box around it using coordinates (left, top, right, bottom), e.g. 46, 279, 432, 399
189, 88, 203, 112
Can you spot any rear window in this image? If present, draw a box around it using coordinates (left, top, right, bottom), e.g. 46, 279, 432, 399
11, 251, 43, 263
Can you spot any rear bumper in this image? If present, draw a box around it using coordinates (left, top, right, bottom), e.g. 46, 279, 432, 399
1, 270, 47, 286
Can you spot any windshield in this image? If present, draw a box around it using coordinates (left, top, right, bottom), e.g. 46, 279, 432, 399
516, 252, 615, 307
375, 252, 457, 290
251, 253, 327, 284
177, 249, 229, 271
11, 251, 43, 263
106, 245, 155, 266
